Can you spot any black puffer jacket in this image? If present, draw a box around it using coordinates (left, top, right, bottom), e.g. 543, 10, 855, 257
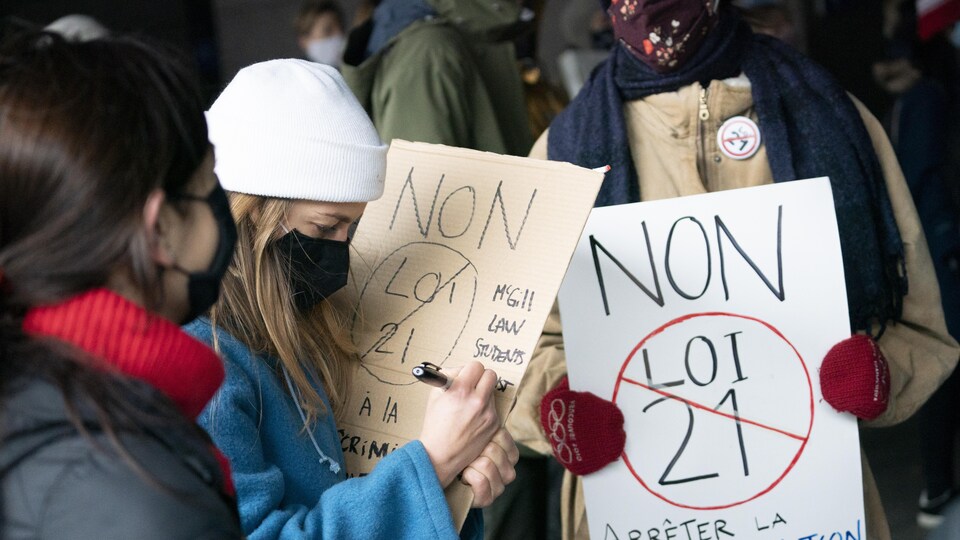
0, 376, 242, 539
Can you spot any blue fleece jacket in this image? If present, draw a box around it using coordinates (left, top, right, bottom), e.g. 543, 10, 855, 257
185, 319, 481, 539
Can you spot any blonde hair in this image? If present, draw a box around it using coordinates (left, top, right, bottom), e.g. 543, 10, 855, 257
209, 193, 357, 422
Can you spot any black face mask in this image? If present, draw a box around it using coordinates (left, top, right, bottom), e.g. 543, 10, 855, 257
276, 229, 349, 312
168, 183, 238, 323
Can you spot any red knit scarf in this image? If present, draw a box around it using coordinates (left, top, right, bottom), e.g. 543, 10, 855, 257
22, 288, 234, 494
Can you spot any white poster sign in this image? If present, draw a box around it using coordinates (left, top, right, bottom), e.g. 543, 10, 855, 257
558, 178, 865, 540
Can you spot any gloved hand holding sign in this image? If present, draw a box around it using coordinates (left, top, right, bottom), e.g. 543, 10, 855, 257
539, 376, 626, 475
820, 335, 890, 420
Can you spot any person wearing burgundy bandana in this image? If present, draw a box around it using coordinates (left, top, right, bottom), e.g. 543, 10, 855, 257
188, 59, 518, 539
0, 32, 242, 538
506, 1, 960, 539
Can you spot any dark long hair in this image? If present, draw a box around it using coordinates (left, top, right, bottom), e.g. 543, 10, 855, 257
0, 31, 211, 473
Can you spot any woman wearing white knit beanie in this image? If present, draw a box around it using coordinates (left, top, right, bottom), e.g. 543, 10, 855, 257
186, 59, 517, 539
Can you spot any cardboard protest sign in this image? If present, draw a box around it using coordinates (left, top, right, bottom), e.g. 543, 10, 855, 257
557, 178, 865, 540
338, 140, 603, 524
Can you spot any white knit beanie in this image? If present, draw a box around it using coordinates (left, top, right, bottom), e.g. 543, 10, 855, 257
206, 59, 387, 202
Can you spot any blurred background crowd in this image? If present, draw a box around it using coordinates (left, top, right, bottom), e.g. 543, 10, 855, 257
3, 1, 960, 538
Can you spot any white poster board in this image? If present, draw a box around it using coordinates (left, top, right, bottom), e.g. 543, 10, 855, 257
558, 178, 865, 539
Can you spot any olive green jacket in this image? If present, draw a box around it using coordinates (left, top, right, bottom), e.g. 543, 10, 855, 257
342, 0, 532, 156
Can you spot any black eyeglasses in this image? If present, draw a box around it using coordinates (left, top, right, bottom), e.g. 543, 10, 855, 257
168, 185, 220, 204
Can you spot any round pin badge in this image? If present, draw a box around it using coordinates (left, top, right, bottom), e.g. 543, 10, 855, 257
717, 116, 761, 160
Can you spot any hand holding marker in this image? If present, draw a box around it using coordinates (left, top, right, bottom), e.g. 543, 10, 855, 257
413, 361, 520, 507
416, 361, 498, 486
413, 362, 453, 390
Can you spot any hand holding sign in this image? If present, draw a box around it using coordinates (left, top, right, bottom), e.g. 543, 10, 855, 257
557, 179, 867, 538
540, 376, 626, 475
463, 427, 520, 508
820, 335, 890, 420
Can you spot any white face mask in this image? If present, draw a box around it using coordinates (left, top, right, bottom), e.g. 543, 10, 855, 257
305, 35, 346, 67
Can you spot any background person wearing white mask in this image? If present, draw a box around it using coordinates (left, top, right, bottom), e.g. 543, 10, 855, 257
296, 0, 347, 67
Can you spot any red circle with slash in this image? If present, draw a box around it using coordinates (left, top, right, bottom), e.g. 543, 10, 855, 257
717, 116, 762, 160
612, 312, 814, 510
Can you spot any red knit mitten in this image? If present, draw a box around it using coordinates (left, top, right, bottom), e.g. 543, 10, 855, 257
820, 335, 890, 420
539, 376, 626, 475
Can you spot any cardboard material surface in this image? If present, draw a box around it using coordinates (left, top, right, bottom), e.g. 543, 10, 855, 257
338, 140, 603, 525
557, 178, 866, 539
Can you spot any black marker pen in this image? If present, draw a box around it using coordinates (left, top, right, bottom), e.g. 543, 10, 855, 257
412, 362, 452, 390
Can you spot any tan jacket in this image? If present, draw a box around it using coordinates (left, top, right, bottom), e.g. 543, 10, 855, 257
509, 74, 960, 540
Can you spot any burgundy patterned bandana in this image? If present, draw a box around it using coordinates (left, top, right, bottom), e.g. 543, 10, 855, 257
608, 0, 720, 72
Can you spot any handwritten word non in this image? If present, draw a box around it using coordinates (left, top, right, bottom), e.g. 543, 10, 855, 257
591, 207, 784, 315
389, 168, 537, 250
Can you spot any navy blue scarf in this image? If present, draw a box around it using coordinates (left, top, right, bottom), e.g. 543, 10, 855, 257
548, 12, 906, 333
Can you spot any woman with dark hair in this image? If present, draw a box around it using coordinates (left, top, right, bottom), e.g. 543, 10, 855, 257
0, 32, 241, 538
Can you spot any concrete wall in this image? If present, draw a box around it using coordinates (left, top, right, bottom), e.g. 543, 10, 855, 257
214, 0, 304, 84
